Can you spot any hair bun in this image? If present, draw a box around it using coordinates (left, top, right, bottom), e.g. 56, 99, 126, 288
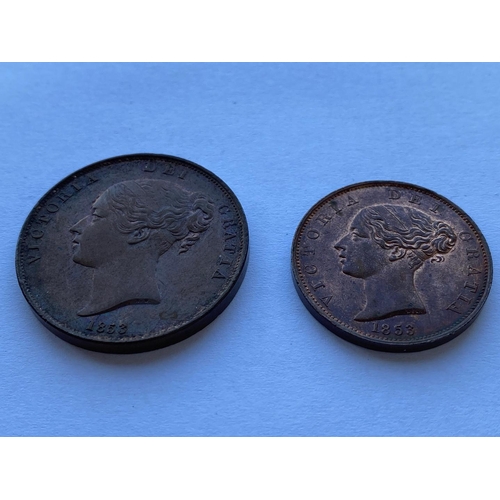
186, 195, 214, 232
431, 221, 457, 255
178, 195, 215, 254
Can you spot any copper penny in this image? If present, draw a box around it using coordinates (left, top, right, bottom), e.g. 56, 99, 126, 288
16, 154, 249, 353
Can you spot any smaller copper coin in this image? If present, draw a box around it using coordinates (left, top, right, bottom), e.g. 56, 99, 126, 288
291, 181, 493, 352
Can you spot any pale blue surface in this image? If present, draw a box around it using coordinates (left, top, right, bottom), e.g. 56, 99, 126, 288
1, 63, 499, 436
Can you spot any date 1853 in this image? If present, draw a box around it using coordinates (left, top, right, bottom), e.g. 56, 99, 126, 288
372, 322, 415, 336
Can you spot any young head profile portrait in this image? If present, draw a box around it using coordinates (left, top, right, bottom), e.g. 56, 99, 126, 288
334, 204, 457, 322
70, 179, 215, 316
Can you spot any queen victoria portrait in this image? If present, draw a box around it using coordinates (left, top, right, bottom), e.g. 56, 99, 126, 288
334, 204, 457, 322
70, 179, 215, 316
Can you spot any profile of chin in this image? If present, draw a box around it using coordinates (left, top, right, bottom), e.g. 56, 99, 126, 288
72, 255, 86, 266
340, 267, 359, 278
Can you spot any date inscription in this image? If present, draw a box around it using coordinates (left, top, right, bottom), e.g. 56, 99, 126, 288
86, 319, 128, 335
372, 322, 415, 336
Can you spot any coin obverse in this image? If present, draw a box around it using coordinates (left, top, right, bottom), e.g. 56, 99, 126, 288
292, 181, 493, 352
16, 154, 249, 353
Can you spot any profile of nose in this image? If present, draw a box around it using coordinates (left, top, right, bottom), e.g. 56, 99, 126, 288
70, 216, 89, 235
334, 237, 347, 251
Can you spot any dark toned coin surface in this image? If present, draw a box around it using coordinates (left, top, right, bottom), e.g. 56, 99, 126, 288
292, 181, 492, 352
16, 154, 249, 353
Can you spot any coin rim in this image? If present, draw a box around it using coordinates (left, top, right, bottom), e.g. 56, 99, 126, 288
16, 153, 249, 354
291, 180, 493, 353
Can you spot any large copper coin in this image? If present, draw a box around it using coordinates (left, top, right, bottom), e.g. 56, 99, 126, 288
16, 154, 249, 353
292, 181, 492, 352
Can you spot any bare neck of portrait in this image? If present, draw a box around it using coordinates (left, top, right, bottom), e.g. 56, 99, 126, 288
355, 257, 426, 322
78, 245, 161, 316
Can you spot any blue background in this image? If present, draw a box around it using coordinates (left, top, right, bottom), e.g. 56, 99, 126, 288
1, 63, 499, 436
